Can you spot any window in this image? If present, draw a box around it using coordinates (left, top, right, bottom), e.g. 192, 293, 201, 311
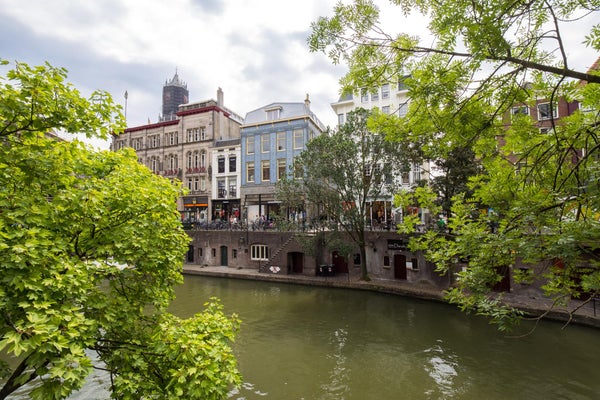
382, 106, 390, 114
266, 108, 281, 120
166, 132, 178, 146
218, 180, 226, 198
246, 136, 255, 155
361, 88, 369, 103
276, 132, 286, 151
398, 102, 409, 118
261, 160, 270, 182
131, 137, 143, 150
251, 244, 269, 261
277, 158, 287, 181
218, 157, 225, 173
187, 152, 192, 169
382, 83, 390, 99
200, 177, 206, 191
398, 77, 408, 91
371, 89, 379, 101
410, 258, 419, 271
200, 151, 206, 168
199, 127, 206, 140
149, 135, 160, 148
261, 134, 270, 153
168, 154, 177, 170
187, 177, 192, 191
186, 128, 199, 142
402, 172, 410, 185
247, 162, 255, 182
229, 182, 237, 198
193, 177, 199, 191
537, 103, 557, 120
293, 162, 303, 179
511, 106, 529, 116
293, 129, 303, 149
232, 249, 237, 259
338, 113, 345, 126
193, 152, 199, 169
412, 164, 421, 183
229, 155, 236, 172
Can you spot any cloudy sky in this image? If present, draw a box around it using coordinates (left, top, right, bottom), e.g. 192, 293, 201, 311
1, 1, 596, 149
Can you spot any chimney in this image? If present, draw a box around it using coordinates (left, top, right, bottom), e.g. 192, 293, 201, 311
217, 87, 224, 107
304, 93, 311, 110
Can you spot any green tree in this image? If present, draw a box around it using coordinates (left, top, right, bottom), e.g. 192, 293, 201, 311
295, 108, 407, 280
309, 1, 600, 329
0, 60, 240, 399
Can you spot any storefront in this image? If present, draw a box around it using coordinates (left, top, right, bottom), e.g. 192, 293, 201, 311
182, 196, 208, 223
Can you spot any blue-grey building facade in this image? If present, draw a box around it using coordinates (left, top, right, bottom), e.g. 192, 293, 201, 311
240, 96, 325, 225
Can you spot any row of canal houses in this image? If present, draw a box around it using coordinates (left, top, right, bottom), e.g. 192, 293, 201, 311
108, 67, 595, 300
111, 72, 426, 229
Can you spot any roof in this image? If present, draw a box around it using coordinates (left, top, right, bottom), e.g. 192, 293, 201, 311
243, 101, 324, 130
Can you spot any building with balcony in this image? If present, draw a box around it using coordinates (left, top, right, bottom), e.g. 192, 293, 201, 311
111, 84, 243, 225
330, 78, 431, 226
211, 138, 241, 223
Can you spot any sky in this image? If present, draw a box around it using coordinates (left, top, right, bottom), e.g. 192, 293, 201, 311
0, 0, 597, 150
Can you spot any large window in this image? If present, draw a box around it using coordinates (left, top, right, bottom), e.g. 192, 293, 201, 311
261, 160, 270, 182
251, 244, 269, 261
371, 89, 379, 101
398, 102, 409, 118
382, 83, 390, 99
166, 132, 178, 146
361, 88, 369, 103
276, 132, 286, 151
537, 103, 557, 120
511, 105, 529, 117
293, 129, 304, 149
277, 158, 287, 181
246, 136, 255, 155
338, 113, 345, 126
247, 162, 255, 182
261, 134, 270, 153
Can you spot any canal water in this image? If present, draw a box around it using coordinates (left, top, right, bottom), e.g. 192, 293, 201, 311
169, 276, 599, 400
7, 275, 600, 399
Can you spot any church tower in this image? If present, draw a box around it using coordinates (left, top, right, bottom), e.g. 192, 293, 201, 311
161, 69, 189, 121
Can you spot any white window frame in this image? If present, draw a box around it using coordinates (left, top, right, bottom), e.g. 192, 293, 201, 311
250, 244, 269, 261
537, 102, 557, 120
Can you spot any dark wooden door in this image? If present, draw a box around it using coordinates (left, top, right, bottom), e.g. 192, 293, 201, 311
289, 252, 303, 273
394, 254, 407, 280
220, 246, 228, 266
332, 251, 348, 273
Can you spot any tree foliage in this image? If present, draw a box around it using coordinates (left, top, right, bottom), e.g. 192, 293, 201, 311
294, 108, 407, 280
309, 0, 600, 329
0, 59, 240, 399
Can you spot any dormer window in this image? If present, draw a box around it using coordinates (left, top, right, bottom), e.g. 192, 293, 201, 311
266, 107, 281, 121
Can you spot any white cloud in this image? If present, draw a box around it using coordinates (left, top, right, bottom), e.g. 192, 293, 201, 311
0, 0, 596, 149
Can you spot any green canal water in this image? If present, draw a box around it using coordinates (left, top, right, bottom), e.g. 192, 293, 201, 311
7, 275, 600, 399
168, 275, 599, 400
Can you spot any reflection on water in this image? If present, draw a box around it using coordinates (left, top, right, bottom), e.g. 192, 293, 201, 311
5, 275, 600, 400
423, 341, 459, 398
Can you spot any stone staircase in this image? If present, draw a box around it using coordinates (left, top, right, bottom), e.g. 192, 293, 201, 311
259, 235, 295, 273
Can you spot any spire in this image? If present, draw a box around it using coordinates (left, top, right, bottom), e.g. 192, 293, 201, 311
165, 68, 187, 88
